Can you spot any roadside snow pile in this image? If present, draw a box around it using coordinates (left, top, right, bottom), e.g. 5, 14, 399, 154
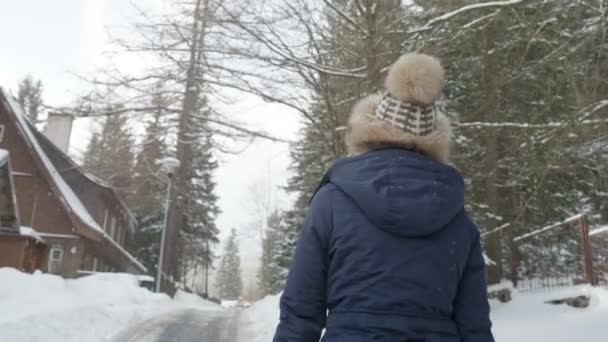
0, 268, 219, 342
221, 300, 239, 308
240, 293, 281, 342
173, 290, 221, 309
492, 285, 608, 341
242, 286, 608, 341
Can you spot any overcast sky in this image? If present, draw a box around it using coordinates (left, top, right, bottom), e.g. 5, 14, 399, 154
0, 0, 301, 292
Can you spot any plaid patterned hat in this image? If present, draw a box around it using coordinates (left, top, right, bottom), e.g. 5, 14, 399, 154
374, 53, 444, 137
374, 92, 437, 136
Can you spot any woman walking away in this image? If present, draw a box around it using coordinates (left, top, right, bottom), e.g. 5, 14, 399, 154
273, 53, 494, 342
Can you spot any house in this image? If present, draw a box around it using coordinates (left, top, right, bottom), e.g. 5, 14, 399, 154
0, 88, 146, 276
0, 149, 46, 272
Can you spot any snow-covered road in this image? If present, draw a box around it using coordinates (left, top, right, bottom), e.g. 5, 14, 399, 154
109, 308, 240, 342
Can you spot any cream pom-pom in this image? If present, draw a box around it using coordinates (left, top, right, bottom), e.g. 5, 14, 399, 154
385, 53, 444, 105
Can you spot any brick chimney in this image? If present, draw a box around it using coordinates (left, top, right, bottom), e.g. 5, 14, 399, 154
44, 112, 74, 153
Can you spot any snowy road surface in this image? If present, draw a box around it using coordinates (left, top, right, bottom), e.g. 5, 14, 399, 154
110, 309, 239, 342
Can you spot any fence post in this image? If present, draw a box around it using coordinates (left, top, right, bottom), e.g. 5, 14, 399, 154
579, 215, 597, 286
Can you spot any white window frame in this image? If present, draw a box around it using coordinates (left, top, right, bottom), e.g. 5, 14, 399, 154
48, 245, 63, 274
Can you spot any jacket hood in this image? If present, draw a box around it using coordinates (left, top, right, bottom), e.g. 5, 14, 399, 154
325, 149, 464, 237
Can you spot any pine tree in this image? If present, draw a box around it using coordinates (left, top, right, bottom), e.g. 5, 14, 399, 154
130, 213, 164, 276
130, 94, 169, 214
82, 108, 136, 203
128, 95, 170, 276
181, 108, 221, 293
17, 75, 44, 122
258, 210, 284, 296
271, 207, 305, 286
216, 228, 243, 300
287, 0, 406, 207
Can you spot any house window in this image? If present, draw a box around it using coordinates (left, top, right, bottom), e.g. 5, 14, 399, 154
48, 245, 63, 274
110, 217, 116, 241
116, 225, 122, 244
102, 209, 109, 233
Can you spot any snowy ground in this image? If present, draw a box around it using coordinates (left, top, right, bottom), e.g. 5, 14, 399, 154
240, 286, 608, 342
4, 266, 606, 341
0, 268, 223, 342
492, 286, 608, 340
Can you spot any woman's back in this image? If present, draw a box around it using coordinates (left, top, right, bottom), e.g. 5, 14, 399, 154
321, 149, 488, 341
273, 53, 494, 342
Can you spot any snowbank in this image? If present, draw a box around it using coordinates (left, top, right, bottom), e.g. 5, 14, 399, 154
0, 268, 220, 342
240, 293, 281, 342
173, 290, 221, 309
242, 286, 608, 341
492, 285, 608, 341
221, 300, 239, 308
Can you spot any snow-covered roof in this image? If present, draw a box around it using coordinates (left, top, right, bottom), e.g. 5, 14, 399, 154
83, 172, 138, 232
29, 125, 137, 233
1, 89, 145, 273
19, 226, 45, 243
1, 92, 104, 234
104, 234, 147, 273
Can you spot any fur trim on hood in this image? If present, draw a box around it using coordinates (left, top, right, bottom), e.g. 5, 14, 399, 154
345, 54, 452, 163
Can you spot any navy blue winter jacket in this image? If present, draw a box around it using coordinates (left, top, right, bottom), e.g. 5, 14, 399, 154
273, 149, 494, 342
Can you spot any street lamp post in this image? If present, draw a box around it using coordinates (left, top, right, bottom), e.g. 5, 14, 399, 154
155, 157, 181, 293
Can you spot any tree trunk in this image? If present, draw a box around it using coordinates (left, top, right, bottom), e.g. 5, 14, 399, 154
481, 25, 502, 284
164, 0, 206, 288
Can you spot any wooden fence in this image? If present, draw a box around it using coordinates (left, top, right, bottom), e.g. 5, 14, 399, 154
481, 214, 607, 292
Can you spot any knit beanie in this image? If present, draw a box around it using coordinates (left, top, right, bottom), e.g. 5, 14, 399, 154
345, 53, 452, 163
375, 53, 443, 136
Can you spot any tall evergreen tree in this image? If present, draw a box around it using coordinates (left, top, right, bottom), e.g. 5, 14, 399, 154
216, 228, 243, 300
258, 210, 284, 296
270, 206, 305, 286
82, 109, 136, 203
128, 96, 169, 276
131, 213, 164, 277
131, 96, 169, 214
181, 109, 221, 293
17, 75, 44, 122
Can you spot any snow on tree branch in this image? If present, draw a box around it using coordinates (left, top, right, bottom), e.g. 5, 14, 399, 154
456, 100, 608, 129
455, 118, 608, 129
410, 0, 527, 34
